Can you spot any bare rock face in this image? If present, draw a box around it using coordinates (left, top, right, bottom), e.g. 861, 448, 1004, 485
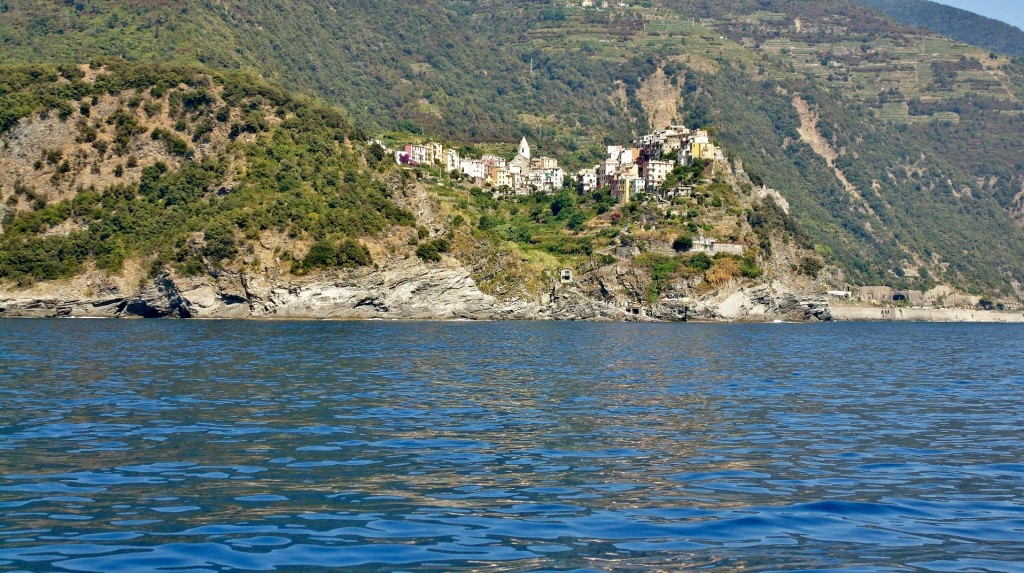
122, 275, 191, 318
243, 256, 524, 320
0, 255, 526, 320
538, 284, 628, 321
0, 253, 832, 322
176, 285, 251, 319
699, 282, 831, 322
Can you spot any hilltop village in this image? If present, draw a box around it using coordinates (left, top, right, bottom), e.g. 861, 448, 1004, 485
390, 124, 724, 203
395, 137, 566, 195
385, 128, 1023, 317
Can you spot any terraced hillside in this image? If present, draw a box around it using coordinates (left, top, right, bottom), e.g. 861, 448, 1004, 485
858, 0, 1024, 58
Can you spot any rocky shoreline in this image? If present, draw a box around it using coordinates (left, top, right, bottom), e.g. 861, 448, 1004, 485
0, 255, 835, 323
5, 258, 1019, 324
0, 259, 514, 321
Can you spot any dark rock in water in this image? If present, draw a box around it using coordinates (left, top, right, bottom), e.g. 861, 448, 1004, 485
801, 297, 833, 322
123, 275, 191, 318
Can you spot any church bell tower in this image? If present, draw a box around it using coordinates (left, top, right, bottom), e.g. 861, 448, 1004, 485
518, 137, 531, 160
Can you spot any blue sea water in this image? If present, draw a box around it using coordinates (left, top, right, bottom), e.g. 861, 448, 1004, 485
0, 319, 1022, 572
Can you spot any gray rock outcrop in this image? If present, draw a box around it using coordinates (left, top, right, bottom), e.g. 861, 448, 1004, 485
0, 255, 527, 320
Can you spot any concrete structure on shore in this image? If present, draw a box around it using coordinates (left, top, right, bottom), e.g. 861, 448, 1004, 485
831, 304, 1024, 323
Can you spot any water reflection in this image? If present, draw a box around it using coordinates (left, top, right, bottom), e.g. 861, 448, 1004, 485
1, 320, 1023, 572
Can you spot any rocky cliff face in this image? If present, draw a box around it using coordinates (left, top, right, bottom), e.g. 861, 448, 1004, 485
0, 255, 535, 320
0, 253, 831, 322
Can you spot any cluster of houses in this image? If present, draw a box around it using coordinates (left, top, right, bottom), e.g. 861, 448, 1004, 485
388, 123, 724, 203
577, 125, 725, 203
394, 137, 565, 195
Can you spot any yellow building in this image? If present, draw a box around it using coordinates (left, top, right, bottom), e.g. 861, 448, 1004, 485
690, 142, 719, 161
489, 166, 515, 189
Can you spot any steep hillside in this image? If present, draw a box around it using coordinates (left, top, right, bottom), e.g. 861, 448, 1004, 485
1, 61, 831, 320
0, 61, 413, 284
1, 0, 1023, 298
857, 0, 1024, 58
0, 0, 645, 150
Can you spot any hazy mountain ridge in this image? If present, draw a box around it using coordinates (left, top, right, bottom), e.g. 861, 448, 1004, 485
857, 0, 1024, 58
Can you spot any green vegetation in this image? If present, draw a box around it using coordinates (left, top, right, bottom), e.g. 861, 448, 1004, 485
300, 239, 373, 272
687, 253, 713, 272
672, 234, 693, 252
0, 0, 648, 156
629, 249, 764, 303
748, 198, 812, 254
459, 187, 611, 260
0, 62, 413, 283
691, 3, 1024, 294
415, 237, 451, 263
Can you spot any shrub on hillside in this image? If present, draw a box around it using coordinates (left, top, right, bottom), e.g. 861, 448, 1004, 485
686, 252, 713, 272
672, 234, 693, 252
302, 239, 372, 270
415, 238, 450, 263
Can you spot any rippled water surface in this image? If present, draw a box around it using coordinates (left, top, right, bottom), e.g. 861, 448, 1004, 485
1, 320, 1023, 572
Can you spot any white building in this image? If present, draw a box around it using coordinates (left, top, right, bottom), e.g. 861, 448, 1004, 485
460, 158, 487, 180
404, 144, 430, 165
692, 236, 745, 256
444, 148, 460, 173
605, 145, 635, 165
544, 168, 566, 191
577, 169, 598, 193
517, 137, 532, 160
644, 159, 676, 188
525, 168, 565, 194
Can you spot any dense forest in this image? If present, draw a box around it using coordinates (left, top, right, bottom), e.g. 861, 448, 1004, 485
1, 0, 1023, 296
